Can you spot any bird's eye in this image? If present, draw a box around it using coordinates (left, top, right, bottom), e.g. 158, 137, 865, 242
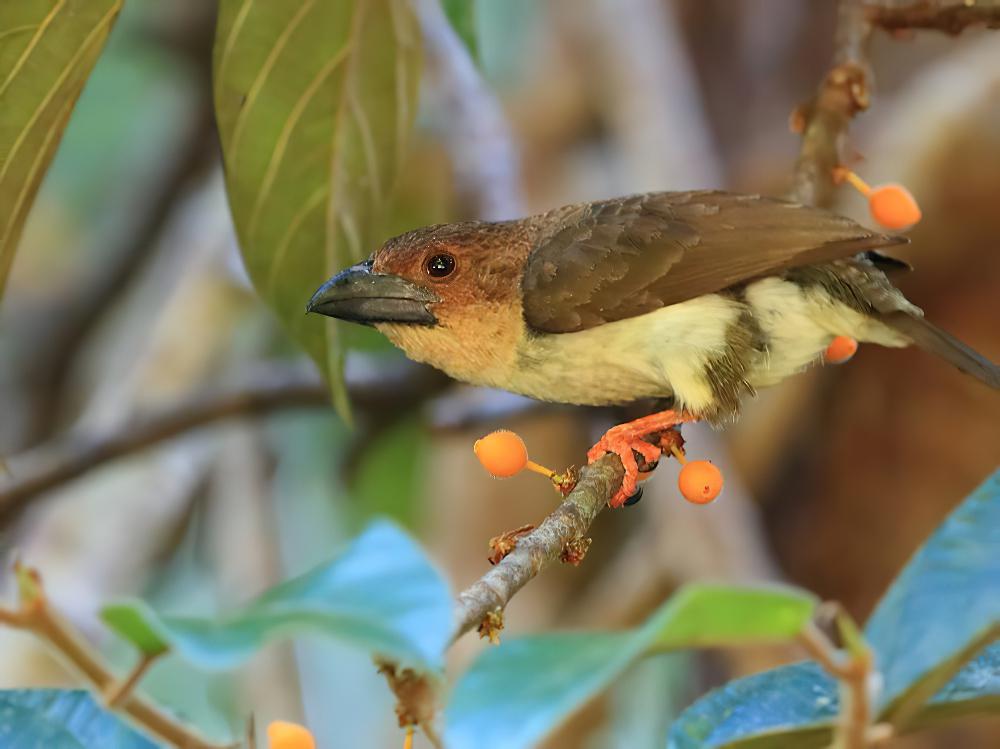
425, 253, 456, 279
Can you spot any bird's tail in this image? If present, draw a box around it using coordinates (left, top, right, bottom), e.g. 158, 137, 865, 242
880, 312, 1000, 389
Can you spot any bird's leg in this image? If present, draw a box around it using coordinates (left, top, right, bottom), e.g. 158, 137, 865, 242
588, 410, 694, 508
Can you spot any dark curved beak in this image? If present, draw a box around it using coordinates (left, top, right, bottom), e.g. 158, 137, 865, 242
307, 260, 438, 326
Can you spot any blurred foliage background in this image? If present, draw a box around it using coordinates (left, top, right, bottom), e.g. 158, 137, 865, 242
0, 1, 998, 747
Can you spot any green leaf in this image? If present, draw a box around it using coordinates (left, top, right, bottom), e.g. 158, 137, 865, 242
445, 583, 817, 749
865, 469, 1000, 722
647, 584, 818, 650
353, 414, 427, 527
0, 0, 122, 299
441, 0, 479, 60
0, 689, 155, 748
103, 521, 452, 672
100, 602, 170, 656
213, 0, 421, 418
666, 643, 1000, 749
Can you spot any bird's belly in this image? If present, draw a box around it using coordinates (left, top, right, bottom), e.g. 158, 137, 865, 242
510, 294, 746, 409
742, 276, 907, 387
504, 350, 669, 406
743, 278, 833, 387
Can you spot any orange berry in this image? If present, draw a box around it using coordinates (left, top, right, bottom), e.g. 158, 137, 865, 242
473, 430, 528, 478
825, 335, 858, 364
868, 184, 921, 230
267, 721, 315, 749
678, 461, 723, 505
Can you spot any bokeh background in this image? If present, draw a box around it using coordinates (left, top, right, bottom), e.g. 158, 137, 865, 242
1, 1, 998, 747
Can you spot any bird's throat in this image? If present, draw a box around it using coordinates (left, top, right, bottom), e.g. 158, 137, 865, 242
375, 303, 525, 390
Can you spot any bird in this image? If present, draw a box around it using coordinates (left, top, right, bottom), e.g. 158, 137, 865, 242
307, 191, 1000, 507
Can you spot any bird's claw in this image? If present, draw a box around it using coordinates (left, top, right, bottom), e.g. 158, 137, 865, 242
587, 428, 663, 508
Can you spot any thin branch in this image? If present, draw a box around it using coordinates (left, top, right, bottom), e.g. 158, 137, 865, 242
377, 660, 444, 749
799, 621, 878, 749
1, 568, 231, 749
791, 0, 1000, 207
791, 0, 873, 206
451, 455, 623, 642
868, 0, 1000, 34
103, 651, 166, 710
384, 455, 625, 742
0, 364, 449, 524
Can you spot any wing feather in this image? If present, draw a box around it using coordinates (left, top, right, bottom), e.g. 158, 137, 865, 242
522, 191, 907, 333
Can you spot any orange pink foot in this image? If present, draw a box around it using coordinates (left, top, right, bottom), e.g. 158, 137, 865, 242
587, 410, 692, 507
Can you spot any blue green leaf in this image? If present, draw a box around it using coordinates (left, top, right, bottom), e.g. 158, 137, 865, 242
446, 584, 817, 749
667, 643, 1000, 749
666, 662, 836, 749
0, 689, 155, 749
103, 521, 452, 672
865, 470, 1000, 720
667, 469, 1000, 748
446, 633, 640, 749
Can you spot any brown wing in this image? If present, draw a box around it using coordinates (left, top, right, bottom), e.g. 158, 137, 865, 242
521, 190, 907, 333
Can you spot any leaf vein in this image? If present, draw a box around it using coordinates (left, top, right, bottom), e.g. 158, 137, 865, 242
0, 0, 68, 98
325, 0, 370, 269
228, 0, 318, 164
245, 43, 352, 243
349, 89, 383, 209
0, 84, 78, 284
0, 2, 121, 190
215, 0, 255, 84
265, 184, 329, 294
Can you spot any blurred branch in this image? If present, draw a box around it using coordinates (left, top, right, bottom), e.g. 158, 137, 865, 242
0, 564, 231, 749
414, 0, 523, 220
799, 618, 887, 749
377, 661, 443, 749
428, 389, 558, 432
451, 455, 623, 642
791, 0, 999, 207
0, 364, 449, 525
790, 0, 872, 206
868, 0, 1000, 33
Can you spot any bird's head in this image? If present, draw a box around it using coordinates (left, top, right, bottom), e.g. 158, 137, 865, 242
307, 222, 532, 383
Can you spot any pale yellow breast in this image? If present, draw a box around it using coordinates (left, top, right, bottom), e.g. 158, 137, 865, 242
511, 294, 745, 410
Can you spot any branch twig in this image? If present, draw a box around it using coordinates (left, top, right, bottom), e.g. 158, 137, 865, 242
799, 620, 881, 749
791, 0, 1000, 207
451, 455, 623, 642
0, 364, 448, 524
791, 0, 873, 206
103, 651, 166, 710
0, 566, 231, 749
868, 0, 1000, 34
